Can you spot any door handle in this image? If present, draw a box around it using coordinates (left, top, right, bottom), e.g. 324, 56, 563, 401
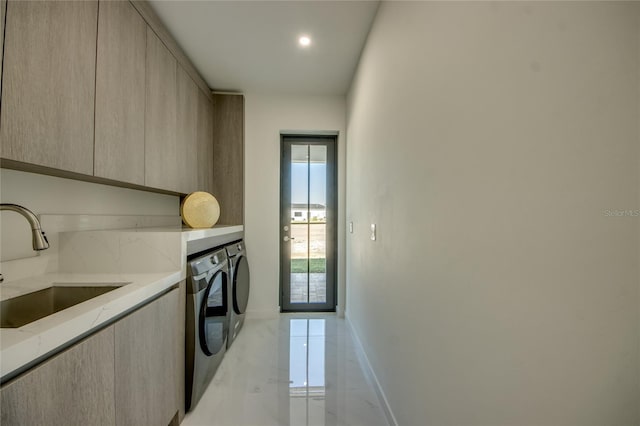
283, 236, 295, 242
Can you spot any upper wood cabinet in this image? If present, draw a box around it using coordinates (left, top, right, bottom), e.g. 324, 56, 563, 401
212, 94, 245, 225
0, 0, 98, 175
176, 64, 199, 194
94, 0, 146, 186
0, 0, 217, 196
197, 90, 214, 194
145, 28, 179, 192
1, 0, 6, 100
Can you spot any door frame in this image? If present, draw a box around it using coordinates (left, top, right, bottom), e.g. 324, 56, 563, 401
279, 134, 337, 312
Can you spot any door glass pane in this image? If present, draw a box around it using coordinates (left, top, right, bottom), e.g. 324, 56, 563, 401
290, 224, 308, 303
290, 145, 309, 303
309, 145, 327, 303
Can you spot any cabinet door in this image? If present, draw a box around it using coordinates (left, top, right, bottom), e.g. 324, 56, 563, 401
197, 90, 214, 194
145, 27, 179, 192
1, 0, 6, 100
94, 0, 146, 185
176, 64, 199, 194
212, 94, 245, 224
0, 0, 98, 175
175, 281, 186, 422
0, 326, 115, 426
115, 285, 184, 426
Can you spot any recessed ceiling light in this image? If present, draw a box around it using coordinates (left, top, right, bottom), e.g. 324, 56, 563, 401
299, 36, 311, 47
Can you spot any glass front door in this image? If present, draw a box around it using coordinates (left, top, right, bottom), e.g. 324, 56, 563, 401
280, 136, 337, 312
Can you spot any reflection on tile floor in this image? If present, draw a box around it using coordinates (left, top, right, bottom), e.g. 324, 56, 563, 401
182, 314, 389, 426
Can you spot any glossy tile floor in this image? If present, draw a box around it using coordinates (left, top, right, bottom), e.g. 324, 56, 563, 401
183, 314, 390, 426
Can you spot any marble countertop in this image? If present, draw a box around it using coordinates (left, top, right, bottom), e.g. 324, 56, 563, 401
0, 224, 243, 382
0, 271, 181, 381
124, 224, 242, 239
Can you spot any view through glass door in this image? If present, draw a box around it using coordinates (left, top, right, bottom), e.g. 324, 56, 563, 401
280, 135, 337, 312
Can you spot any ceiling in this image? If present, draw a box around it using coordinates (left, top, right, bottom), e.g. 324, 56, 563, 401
148, 0, 380, 96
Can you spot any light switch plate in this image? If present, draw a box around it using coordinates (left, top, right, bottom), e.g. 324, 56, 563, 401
349, 222, 353, 233
370, 223, 376, 241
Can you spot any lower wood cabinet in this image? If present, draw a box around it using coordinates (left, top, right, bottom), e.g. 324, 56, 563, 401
0, 282, 185, 426
115, 282, 185, 426
0, 326, 116, 426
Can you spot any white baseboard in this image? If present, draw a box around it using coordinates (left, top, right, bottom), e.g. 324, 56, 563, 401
246, 308, 343, 320
345, 313, 399, 426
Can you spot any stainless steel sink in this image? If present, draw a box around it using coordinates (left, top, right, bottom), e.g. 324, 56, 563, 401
0, 284, 126, 328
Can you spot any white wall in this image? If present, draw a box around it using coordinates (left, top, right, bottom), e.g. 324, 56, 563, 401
346, 2, 640, 425
1, 169, 178, 262
244, 93, 346, 317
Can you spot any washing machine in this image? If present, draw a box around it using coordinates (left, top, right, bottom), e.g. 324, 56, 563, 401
225, 240, 250, 348
185, 247, 230, 411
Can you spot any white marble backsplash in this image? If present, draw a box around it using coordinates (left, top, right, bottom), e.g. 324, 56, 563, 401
0, 214, 181, 282
43, 214, 181, 233
58, 230, 183, 274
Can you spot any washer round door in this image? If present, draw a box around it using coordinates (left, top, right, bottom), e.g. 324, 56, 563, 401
199, 269, 228, 356
233, 255, 250, 314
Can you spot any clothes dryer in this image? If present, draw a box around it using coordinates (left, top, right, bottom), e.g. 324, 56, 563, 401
185, 247, 230, 411
225, 240, 250, 348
